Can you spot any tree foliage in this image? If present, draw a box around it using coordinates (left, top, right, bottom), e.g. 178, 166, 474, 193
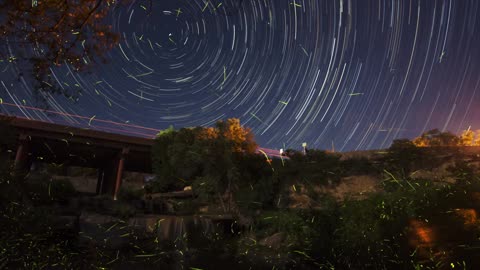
412, 129, 460, 147
412, 128, 480, 147
150, 118, 270, 226
0, 0, 132, 97
459, 129, 475, 146
150, 118, 258, 197
385, 139, 422, 176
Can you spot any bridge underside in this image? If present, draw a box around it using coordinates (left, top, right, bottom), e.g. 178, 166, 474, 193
13, 136, 152, 198
22, 137, 152, 172
5, 117, 153, 199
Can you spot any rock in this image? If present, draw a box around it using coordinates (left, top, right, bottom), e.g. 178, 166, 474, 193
128, 215, 165, 233
259, 232, 286, 250
78, 212, 128, 249
149, 190, 194, 199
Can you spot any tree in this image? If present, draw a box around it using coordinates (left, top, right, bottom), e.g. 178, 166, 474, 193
0, 0, 134, 97
412, 129, 460, 147
474, 130, 480, 146
460, 129, 475, 146
149, 125, 179, 192
215, 118, 257, 154
0, 0, 244, 99
150, 118, 261, 226
385, 139, 422, 177
437, 131, 460, 146
151, 118, 257, 192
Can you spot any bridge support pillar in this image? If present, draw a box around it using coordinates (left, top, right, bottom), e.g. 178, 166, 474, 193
113, 148, 129, 200
96, 147, 129, 199
96, 168, 105, 195
14, 134, 32, 173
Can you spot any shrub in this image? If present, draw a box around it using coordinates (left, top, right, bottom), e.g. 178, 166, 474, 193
192, 175, 221, 202
235, 175, 278, 210
447, 160, 479, 186
49, 178, 77, 202
118, 186, 144, 201
332, 176, 447, 268
384, 139, 423, 177
340, 156, 376, 175
111, 202, 136, 218
25, 175, 76, 204
144, 177, 183, 193
254, 210, 320, 250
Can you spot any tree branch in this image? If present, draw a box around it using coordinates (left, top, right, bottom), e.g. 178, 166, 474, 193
78, 0, 103, 30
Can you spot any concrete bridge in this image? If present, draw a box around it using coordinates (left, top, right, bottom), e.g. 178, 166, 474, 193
2, 116, 285, 199
3, 116, 153, 200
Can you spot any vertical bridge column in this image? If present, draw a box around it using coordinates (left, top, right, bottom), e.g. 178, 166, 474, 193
96, 147, 129, 199
113, 147, 129, 200
14, 134, 31, 173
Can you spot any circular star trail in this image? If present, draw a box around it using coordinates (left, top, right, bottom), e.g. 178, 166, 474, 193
1, 0, 480, 151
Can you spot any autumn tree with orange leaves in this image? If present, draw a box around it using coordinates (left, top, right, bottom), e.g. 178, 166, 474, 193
0, 0, 246, 99
0, 0, 143, 97
412, 128, 480, 147
412, 129, 460, 147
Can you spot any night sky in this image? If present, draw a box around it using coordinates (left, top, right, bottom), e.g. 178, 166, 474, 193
1, 0, 480, 152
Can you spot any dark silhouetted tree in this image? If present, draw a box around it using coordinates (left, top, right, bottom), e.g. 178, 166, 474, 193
385, 139, 422, 177
150, 118, 260, 225
0, 0, 136, 98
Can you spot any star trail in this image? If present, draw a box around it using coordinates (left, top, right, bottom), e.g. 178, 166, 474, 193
1, 0, 480, 151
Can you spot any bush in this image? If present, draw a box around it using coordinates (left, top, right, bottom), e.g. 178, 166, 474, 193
340, 157, 377, 175
283, 150, 344, 186
144, 177, 183, 193
118, 186, 144, 201
447, 160, 479, 186
192, 175, 221, 202
233, 154, 279, 210
384, 139, 423, 177
254, 210, 320, 250
235, 175, 278, 210
49, 178, 77, 202
111, 202, 136, 218
25, 175, 77, 204
332, 176, 447, 268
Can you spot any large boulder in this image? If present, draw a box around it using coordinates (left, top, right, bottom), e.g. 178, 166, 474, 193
259, 232, 286, 250
78, 212, 129, 249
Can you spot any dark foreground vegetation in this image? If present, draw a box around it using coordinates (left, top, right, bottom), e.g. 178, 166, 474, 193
2, 118, 480, 269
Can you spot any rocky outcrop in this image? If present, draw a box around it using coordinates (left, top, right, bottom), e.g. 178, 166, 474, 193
78, 212, 127, 249
78, 212, 229, 249
259, 232, 286, 250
